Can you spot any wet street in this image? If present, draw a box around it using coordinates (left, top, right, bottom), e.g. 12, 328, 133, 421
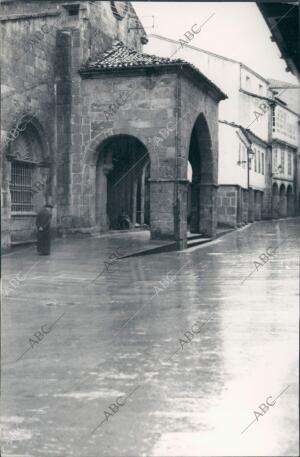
2, 218, 299, 457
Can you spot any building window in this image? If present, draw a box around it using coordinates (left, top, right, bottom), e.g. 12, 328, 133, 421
281, 149, 285, 174
258, 151, 261, 173
238, 142, 241, 165
254, 148, 257, 172
262, 152, 265, 175
272, 107, 276, 132
288, 151, 292, 175
10, 162, 34, 212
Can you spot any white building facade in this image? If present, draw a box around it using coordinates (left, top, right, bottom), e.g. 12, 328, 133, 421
145, 34, 299, 227
271, 103, 298, 218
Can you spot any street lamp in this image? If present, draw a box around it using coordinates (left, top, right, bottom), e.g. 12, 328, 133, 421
237, 147, 255, 166
247, 148, 255, 169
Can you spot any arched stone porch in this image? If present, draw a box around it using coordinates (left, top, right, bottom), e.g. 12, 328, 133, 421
64, 41, 226, 249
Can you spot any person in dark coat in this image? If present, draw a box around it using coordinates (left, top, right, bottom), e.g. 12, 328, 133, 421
36, 204, 53, 255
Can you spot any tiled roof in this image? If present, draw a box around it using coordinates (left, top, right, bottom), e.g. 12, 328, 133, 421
80, 41, 227, 100
83, 41, 184, 70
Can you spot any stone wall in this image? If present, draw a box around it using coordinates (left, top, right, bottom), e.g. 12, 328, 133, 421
1, 0, 145, 249
217, 185, 238, 228
1, 3, 59, 248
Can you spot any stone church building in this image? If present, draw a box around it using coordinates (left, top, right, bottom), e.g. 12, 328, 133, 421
1, 0, 226, 251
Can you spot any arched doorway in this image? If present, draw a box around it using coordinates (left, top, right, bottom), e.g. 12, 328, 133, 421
95, 135, 150, 231
287, 185, 294, 217
272, 183, 279, 219
279, 184, 287, 218
8, 119, 50, 242
187, 113, 214, 236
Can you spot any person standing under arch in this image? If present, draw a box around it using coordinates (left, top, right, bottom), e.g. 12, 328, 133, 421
36, 204, 53, 255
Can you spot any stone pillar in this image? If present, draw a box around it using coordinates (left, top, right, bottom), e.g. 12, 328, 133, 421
280, 194, 287, 218
140, 166, 146, 225
199, 184, 217, 238
190, 181, 200, 233
272, 193, 280, 218
262, 189, 271, 220
149, 179, 175, 240
287, 193, 294, 217
248, 188, 255, 222
131, 176, 138, 226
237, 186, 243, 227
149, 178, 188, 249
255, 191, 262, 220
175, 181, 188, 249
242, 189, 249, 224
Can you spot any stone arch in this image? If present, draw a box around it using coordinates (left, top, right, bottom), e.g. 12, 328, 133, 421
6, 115, 52, 243
272, 183, 279, 219
279, 183, 287, 218
8, 116, 52, 210
83, 127, 150, 168
287, 184, 294, 217
5, 114, 50, 160
84, 132, 150, 231
186, 112, 215, 236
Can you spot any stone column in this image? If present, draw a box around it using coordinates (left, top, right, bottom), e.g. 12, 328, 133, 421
287, 193, 295, 217
237, 186, 243, 227
199, 184, 218, 238
140, 166, 146, 225
272, 193, 280, 219
149, 178, 188, 249
131, 176, 138, 226
248, 188, 255, 222
280, 194, 287, 218
149, 179, 175, 240
242, 189, 249, 224
262, 189, 271, 220
190, 181, 200, 233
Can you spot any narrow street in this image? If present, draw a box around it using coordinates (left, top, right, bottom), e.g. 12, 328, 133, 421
2, 218, 299, 457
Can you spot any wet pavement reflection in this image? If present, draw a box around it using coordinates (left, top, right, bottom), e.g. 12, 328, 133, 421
2, 219, 299, 456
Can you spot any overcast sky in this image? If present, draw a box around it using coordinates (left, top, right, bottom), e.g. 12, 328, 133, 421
132, 2, 298, 85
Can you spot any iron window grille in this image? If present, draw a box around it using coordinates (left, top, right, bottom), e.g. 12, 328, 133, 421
10, 161, 34, 212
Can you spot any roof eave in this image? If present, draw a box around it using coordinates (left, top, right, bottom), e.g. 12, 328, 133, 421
79, 62, 227, 101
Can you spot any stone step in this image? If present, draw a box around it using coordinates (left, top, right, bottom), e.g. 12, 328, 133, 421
187, 237, 212, 248
119, 241, 177, 258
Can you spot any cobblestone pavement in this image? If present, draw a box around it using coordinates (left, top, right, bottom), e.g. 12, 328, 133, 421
1, 219, 299, 456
